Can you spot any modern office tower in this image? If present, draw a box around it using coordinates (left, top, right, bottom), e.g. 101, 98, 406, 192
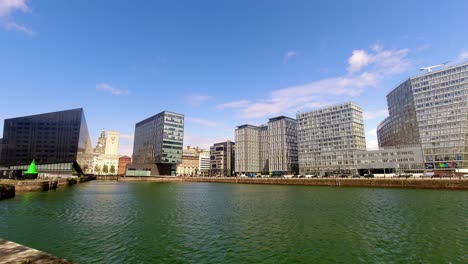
377, 62, 468, 170
377, 80, 420, 148
210, 140, 235, 176
235, 125, 267, 174
0, 108, 93, 176
297, 102, 366, 175
105, 130, 120, 155
268, 116, 298, 174
118, 155, 132, 175
94, 129, 106, 154
128, 111, 184, 176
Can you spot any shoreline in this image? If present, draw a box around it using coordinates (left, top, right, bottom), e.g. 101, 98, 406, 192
99, 176, 468, 190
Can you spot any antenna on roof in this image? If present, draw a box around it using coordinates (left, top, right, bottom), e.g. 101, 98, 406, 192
420, 61, 449, 73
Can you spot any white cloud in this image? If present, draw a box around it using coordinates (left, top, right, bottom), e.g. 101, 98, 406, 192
186, 117, 218, 128
283, 51, 298, 64
366, 138, 379, 151
217, 100, 250, 109
366, 128, 377, 136
363, 109, 388, 120
185, 95, 212, 106
348, 50, 372, 73
218, 44, 410, 119
0, 0, 29, 17
2, 21, 34, 35
184, 134, 232, 150
96, 83, 130, 96
453, 50, 468, 64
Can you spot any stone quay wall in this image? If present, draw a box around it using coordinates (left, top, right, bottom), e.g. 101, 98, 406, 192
97, 176, 468, 190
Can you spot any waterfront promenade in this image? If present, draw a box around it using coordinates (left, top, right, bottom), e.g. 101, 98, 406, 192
0, 239, 72, 264
100, 176, 468, 190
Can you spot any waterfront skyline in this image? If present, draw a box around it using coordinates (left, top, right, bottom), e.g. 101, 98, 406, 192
1, 0, 468, 156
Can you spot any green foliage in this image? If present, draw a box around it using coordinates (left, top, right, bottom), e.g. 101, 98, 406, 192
103, 165, 109, 173
110, 165, 115, 174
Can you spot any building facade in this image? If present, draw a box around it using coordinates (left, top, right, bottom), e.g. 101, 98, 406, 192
235, 116, 299, 175
0, 108, 93, 176
377, 62, 468, 171
268, 116, 298, 174
176, 146, 204, 176
104, 131, 120, 155
129, 111, 184, 176
297, 102, 366, 175
199, 150, 210, 176
210, 140, 235, 176
355, 145, 424, 175
118, 156, 132, 175
235, 125, 267, 174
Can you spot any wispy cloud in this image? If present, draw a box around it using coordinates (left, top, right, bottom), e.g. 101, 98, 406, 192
184, 134, 232, 150
415, 44, 431, 52
217, 99, 250, 109
218, 44, 410, 119
0, 0, 29, 17
118, 133, 134, 156
366, 128, 377, 136
96, 82, 130, 96
453, 50, 468, 64
283, 51, 298, 64
0, 0, 34, 36
3, 21, 34, 35
186, 117, 218, 128
363, 109, 388, 120
185, 95, 212, 106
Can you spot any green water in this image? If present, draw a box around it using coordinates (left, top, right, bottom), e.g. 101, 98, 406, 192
0, 181, 466, 263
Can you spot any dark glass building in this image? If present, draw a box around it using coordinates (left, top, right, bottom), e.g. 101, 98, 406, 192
0, 108, 93, 176
128, 111, 184, 176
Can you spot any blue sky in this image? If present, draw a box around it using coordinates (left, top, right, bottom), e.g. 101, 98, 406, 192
1, 0, 468, 155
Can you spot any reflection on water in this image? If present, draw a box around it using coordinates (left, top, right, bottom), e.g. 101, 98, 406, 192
0, 182, 466, 263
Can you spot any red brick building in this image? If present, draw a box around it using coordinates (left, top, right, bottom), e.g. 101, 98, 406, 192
118, 156, 132, 175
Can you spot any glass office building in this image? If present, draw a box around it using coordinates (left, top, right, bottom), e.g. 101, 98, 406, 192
129, 111, 184, 176
377, 62, 468, 170
0, 108, 93, 176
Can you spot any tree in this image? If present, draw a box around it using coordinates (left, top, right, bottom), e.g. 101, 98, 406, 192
103, 165, 109, 174
94, 165, 100, 174
110, 165, 115, 174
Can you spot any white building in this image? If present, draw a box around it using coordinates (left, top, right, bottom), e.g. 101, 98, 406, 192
105, 130, 120, 155
297, 102, 366, 175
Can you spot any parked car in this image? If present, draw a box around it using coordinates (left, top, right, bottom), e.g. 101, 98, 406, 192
364, 174, 374, 178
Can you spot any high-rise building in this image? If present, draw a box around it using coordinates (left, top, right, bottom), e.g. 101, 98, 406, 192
268, 116, 298, 174
235, 116, 299, 175
377, 62, 468, 170
0, 108, 93, 175
210, 140, 235, 176
235, 125, 267, 174
128, 111, 184, 176
105, 130, 120, 155
297, 102, 366, 175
